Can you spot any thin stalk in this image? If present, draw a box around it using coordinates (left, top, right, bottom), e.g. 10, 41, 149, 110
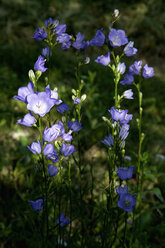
68, 159, 72, 238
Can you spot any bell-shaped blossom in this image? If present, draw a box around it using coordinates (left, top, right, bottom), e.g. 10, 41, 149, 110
108, 28, 128, 47
57, 103, 69, 114
43, 144, 54, 156
45, 85, 62, 105
56, 33, 71, 50
121, 113, 133, 124
95, 52, 111, 66
90, 29, 105, 47
120, 74, 134, 85
45, 17, 55, 28
57, 213, 69, 227
34, 56, 48, 72
67, 120, 82, 132
13, 82, 34, 103
117, 193, 136, 212
47, 164, 59, 177
72, 32, 89, 50
123, 89, 134, 99
116, 185, 128, 196
73, 98, 81, 104
43, 122, 64, 142
32, 28, 47, 42
27, 141, 41, 155
62, 132, 73, 142
27, 92, 55, 117
54, 24, 66, 36
102, 134, 114, 147
129, 60, 142, 75
108, 107, 128, 122
29, 199, 43, 211
17, 112, 36, 127
124, 41, 138, 56
47, 151, 59, 164
116, 165, 134, 180
119, 124, 130, 140
117, 62, 126, 75
142, 64, 155, 78
42, 46, 52, 58
61, 143, 76, 157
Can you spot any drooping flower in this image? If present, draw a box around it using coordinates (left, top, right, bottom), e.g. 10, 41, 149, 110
27, 92, 55, 117
27, 141, 41, 155
13, 82, 34, 103
17, 112, 36, 127
123, 89, 134, 99
108, 107, 128, 122
124, 41, 138, 57
32, 28, 47, 42
120, 74, 134, 85
43, 123, 64, 142
142, 64, 155, 78
42, 46, 52, 58
101, 134, 114, 147
56, 33, 71, 50
117, 193, 136, 212
116, 185, 128, 196
29, 199, 43, 211
119, 124, 130, 140
34, 56, 48, 72
47, 164, 59, 177
43, 144, 54, 156
57, 213, 69, 227
129, 60, 142, 75
47, 151, 59, 164
61, 143, 76, 157
95, 52, 111, 66
116, 166, 134, 180
90, 29, 105, 47
108, 28, 128, 47
73, 98, 81, 104
57, 103, 69, 114
121, 113, 133, 124
45, 85, 62, 105
62, 132, 73, 142
54, 24, 67, 36
72, 32, 89, 50
67, 120, 82, 132
117, 62, 126, 75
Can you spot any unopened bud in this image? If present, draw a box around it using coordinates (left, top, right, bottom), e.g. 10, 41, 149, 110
114, 9, 119, 17
81, 94, 87, 102
72, 89, 76, 95
28, 69, 35, 82
85, 57, 90, 64
62, 116, 66, 123
35, 70, 42, 81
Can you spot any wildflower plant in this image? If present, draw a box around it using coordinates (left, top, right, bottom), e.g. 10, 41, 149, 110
13, 9, 155, 248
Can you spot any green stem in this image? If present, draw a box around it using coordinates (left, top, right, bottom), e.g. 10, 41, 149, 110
68, 159, 72, 238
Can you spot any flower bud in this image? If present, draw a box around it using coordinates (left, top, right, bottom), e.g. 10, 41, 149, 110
28, 69, 35, 83
35, 70, 42, 81
81, 94, 87, 102
114, 9, 119, 17
72, 89, 76, 95
85, 57, 90, 64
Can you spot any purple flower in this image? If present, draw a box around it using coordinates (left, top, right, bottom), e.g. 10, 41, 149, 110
34, 56, 48, 72
27, 92, 55, 117
27, 141, 41, 155
57, 103, 69, 114
45, 17, 55, 28
17, 112, 36, 127
117, 193, 136, 212
72, 32, 89, 50
124, 41, 138, 57
123, 89, 134, 99
47, 151, 59, 164
73, 98, 81, 104
43, 123, 64, 142
119, 124, 130, 140
121, 113, 133, 124
108, 107, 128, 122
62, 132, 73, 142
67, 120, 82, 132
142, 64, 155, 78
29, 199, 43, 211
32, 28, 47, 42
117, 62, 126, 75
120, 74, 134, 85
54, 24, 66, 36
90, 29, 105, 47
47, 164, 59, 177
95, 52, 111, 66
45, 85, 62, 105
102, 134, 114, 147
116, 166, 134, 180
13, 82, 34, 103
116, 185, 128, 196
57, 213, 69, 227
61, 143, 76, 157
56, 33, 71, 50
43, 144, 54, 156
129, 60, 142, 75
108, 28, 128, 47
42, 46, 52, 58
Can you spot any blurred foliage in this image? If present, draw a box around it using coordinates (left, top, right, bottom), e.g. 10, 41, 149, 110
0, 0, 165, 247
